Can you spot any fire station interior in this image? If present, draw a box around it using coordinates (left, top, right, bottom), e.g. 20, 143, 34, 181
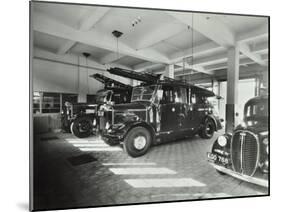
31, 2, 269, 210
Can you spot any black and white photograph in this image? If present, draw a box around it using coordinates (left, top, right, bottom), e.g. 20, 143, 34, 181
29, 1, 269, 211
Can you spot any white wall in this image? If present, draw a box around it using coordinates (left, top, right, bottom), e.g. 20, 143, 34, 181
32, 48, 131, 101
219, 78, 256, 124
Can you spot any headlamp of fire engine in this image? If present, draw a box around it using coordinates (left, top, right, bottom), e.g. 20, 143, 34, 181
105, 122, 110, 130
93, 118, 96, 126
217, 135, 227, 147
240, 121, 246, 128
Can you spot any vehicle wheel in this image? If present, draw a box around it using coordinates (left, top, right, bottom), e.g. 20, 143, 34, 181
199, 119, 215, 139
70, 121, 74, 134
123, 126, 152, 157
72, 116, 93, 138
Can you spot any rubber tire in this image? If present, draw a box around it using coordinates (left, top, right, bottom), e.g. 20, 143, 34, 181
72, 116, 93, 138
123, 126, 152, 158
199, 119, 215, 139
70, 121, 74, 135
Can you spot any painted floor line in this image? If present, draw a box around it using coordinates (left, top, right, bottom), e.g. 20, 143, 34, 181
109, 168, 177, 175
124, 178, 206, 188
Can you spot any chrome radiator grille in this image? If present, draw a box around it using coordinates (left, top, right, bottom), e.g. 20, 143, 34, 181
231, 130, 259, 176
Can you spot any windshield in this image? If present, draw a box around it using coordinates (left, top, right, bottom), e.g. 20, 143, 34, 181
131, 85, 157, 102
244, 100, 268, 118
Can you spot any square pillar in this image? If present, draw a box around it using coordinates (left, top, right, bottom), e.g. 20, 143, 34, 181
77, 56, 87, 103
225, 46, 239, 133
164, 64, 174, 79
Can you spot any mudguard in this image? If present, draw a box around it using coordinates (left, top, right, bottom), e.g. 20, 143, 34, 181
203, 114, 222, 131
114, 120, 156, 143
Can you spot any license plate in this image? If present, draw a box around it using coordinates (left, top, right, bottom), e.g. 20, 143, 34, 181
98, 111, 104, 116
207, 152, 229, 165
207, 152, 217, 161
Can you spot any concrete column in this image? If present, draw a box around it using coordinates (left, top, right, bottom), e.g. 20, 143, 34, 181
255, 76, 261, 96
77, 56, 87, 103
225, 46, 239, 133
211, 79, 219, 95
164, 64, 174, 79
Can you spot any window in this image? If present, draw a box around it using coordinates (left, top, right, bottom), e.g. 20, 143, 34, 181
33, 92, 80, 114
174, 87, 187, 104
33, 92, 41, 114
63, 94, 78, 105
245, 101, 268, 118
160, 86, 187, 104
86, 95, 96, 103
42, 92, 60, 113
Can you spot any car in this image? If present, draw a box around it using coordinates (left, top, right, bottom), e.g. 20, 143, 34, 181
99, 76, 222, 157
61, 73, 132, 138
207, 95, 269, 187
61, 101, 97, 133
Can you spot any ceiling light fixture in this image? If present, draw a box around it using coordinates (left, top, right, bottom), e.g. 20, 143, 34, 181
132, 16, 142, 27
112, 30, 124, 62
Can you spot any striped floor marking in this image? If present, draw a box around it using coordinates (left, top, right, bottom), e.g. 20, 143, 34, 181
109, 167, 177, 175
151, 192, 230, 198
124, 178, 206, 188
79, 147, 122, 152
103, 162, 157, 166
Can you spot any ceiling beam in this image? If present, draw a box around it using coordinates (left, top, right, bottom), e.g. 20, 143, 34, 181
169, 41, 224, 64
34, 11, 171, 64
167, 12, 235, 47
250, 41, 268, 54
174, 62, 214, 75
237, 23, 268, 43
135, 22, 186, 50
175, 40, 268, 68
134, 62, 165, 72
100, 52, 126, 64
135, 41, 223, 74
204, 57, 267, 72
238, 43, 267, 66
57, 7, 110, 55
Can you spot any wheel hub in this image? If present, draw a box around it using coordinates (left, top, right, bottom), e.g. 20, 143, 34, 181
133, 136, 146, 150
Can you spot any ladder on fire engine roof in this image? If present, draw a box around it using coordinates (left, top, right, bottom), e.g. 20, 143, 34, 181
106, 67, 216, 97
106, 67, 161, 84
90, 73, 132, 90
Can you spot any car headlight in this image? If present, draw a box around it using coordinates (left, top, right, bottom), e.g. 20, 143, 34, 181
262, 137, 268, 145
263, 138, 269, 154
217, 136, 227, 147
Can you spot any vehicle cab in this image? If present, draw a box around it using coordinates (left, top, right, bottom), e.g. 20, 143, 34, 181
207, 95, 269, 187
100, 79, 222, 157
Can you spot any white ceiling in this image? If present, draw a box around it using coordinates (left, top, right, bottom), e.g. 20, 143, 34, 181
32, 2, 268, 78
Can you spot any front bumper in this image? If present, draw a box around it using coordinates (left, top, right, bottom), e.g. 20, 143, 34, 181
208, 161, 268, 188
102, 129, 125, 144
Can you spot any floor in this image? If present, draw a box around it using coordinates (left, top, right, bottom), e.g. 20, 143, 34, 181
33, 131, 268, 210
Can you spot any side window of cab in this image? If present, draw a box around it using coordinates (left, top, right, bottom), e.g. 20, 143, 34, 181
160, 86, 174, 104
160, 86, 187, 104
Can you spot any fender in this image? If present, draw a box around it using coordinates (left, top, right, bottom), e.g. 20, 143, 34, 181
119, 120, 156, 143
203, 114, 221, 131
